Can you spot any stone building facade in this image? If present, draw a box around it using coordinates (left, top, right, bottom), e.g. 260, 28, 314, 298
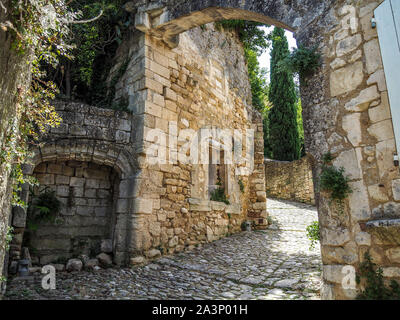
7, 25, 267, 269
265, 156, 315, 205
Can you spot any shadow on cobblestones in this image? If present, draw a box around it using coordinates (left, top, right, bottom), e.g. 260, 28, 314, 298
5, 199, 322, 300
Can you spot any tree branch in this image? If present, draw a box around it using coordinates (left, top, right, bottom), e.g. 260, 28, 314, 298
68, 9, 104, 25
0, 0, 7, 14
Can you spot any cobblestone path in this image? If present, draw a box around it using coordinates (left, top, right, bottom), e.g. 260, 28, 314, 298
5, 199, 322, 300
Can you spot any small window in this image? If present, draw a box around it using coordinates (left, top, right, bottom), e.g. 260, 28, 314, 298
208, 143, 227, 198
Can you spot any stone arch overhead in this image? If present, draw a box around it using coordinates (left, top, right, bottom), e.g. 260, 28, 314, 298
25, 138, 137, 179
132, 0, 337, 47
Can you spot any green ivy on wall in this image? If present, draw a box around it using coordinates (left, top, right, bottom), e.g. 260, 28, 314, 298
319, 153, 352, 214
0, 0, 77, 206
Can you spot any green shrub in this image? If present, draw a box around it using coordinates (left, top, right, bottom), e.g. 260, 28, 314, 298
306, 221, 320, 250
320, 166, 352, 202
322, 152, 334, 164
240, 221, 249, 231
319, 153, 352, 214
356, 252, 400, 300
238, 179, 245, 193
2, 226, 14, 251
278, 45, 321, 78
27, 187, 62, 230
210, 187, 230, 205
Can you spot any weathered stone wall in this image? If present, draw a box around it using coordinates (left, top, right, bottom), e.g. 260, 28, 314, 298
23, 161, 119, 265
110, 22, 267, 263
6, 24, 267, 269
3, 0, 400, 301
7, 101, 139, 267
0, 0, 32, 291
265, 156, 315, 205
318, 0, 400, 299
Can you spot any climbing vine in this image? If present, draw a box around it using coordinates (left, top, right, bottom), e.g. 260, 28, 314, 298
0, 1, 77, 206
4, 226, 13, 251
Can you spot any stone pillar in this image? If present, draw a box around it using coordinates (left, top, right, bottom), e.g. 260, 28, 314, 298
304, 0, 399, 299
248, 112, 268, 229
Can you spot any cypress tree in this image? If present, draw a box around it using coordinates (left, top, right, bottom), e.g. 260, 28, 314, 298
268, 27, 300, 161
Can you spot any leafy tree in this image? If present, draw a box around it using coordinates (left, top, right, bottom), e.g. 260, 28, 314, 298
46, 0, 131, 106
268, 27, 300, 161
215, 20, 269, 54
244, 48, 269, 112
262, 105, 272, 158
296, 99, 305, 157
215, 20, 270, 113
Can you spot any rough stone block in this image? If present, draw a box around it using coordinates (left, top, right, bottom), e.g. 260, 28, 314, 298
12, 206, 26, 228
345, 86, 380, 112
333, 149, 361, 180
382, 267, 400, 278
133, 198, 153, 214
336, 34, 362, 57
321, 228, 350, 246
368, 120, 394, 142
56, 175, 70, 185
369, 92, 391, 123
323, 265, 347, 284
330, 61, 363, 97
342, 113, 362, 146
70, 177, 85, 187
101, 239, 113, 253
364, 39, 383, 74
66, 259, 83, 272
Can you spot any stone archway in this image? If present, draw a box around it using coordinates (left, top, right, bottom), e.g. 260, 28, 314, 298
7, 101, 142, 268
9, 144, 138, 268
122, 0, 400, 300
130, 0, 334, 48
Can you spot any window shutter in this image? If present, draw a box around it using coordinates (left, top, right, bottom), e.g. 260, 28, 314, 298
375, 0, 400, 154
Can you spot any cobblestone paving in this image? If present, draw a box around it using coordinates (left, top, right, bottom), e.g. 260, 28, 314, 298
5, 199, 322, 300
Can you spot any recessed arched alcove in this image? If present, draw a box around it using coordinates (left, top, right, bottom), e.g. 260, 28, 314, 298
22, 160, 120, 265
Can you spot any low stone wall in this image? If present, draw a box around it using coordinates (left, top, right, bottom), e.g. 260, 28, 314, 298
265, 156, 315, 205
